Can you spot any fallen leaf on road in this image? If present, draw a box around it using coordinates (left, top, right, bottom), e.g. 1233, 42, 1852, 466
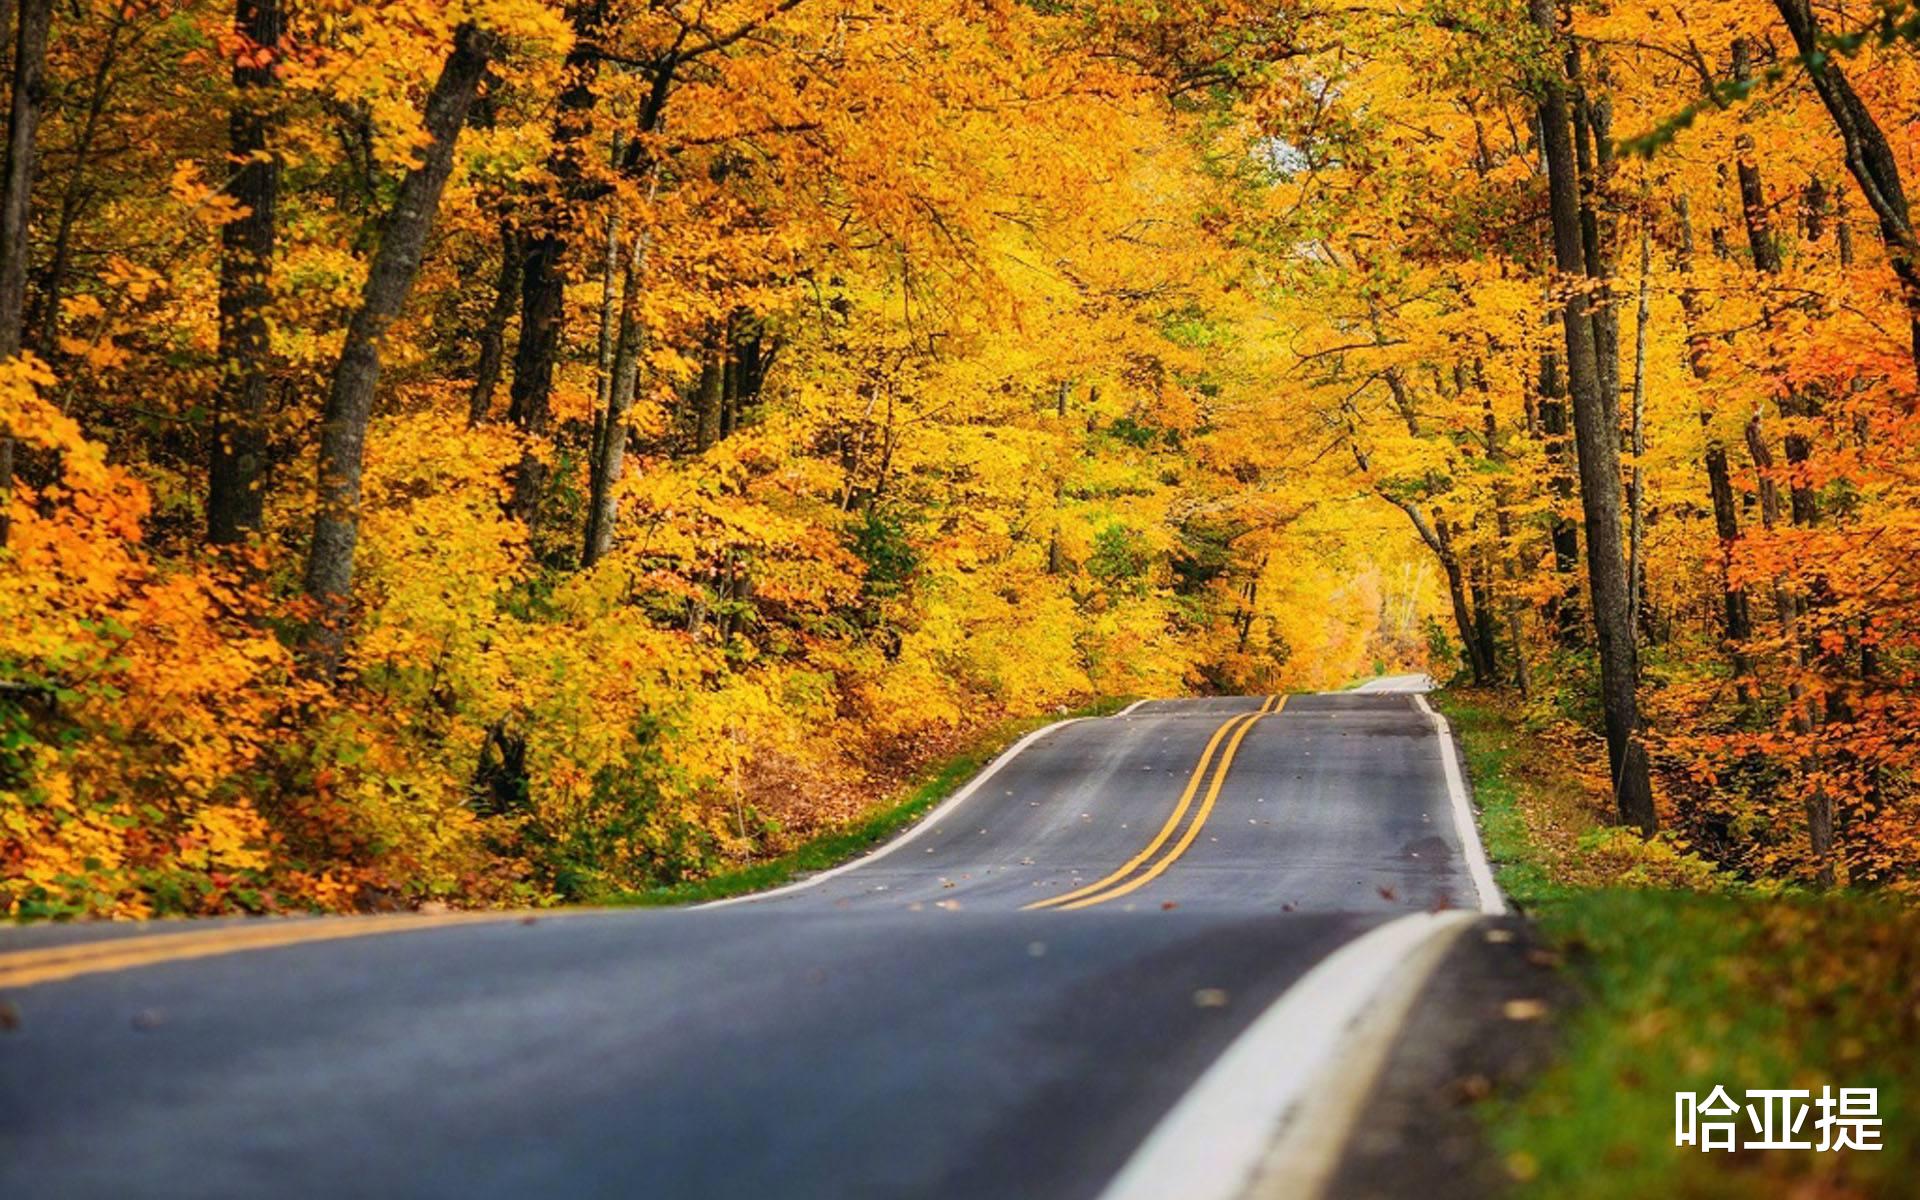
1503, 999, 1549, 1021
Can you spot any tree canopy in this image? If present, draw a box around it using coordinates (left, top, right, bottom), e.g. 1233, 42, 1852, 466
6, 0, 1920, 915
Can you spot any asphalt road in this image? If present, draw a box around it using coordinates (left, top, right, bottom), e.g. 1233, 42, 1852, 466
0, 684, 1502, 1199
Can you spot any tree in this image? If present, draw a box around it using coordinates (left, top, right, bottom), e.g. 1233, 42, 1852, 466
23, 0, 1920, 917
302, 22, 500, 675
505, 0, 608, 526
0, 0, 52, 550
1530, 0, 1657, 834
207, 0, 283, 545
1770, 0, 1920, 382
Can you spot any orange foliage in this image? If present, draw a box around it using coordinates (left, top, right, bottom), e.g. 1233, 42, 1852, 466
10, 0, 1920, 917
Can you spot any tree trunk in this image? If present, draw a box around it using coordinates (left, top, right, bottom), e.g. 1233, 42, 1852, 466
0, 0, 48, 356
582, 252, 635, 568
1730, 70, 1835, 876
1236, 572, 1257, 652
467, 221, 519, 425
578, 98, 677, 569
1480, 369, 1533, 698
0, 0, 52, 551
594, 211, 620, 411
1675, 195, 1756, 696
693, 342, 724, 452
506, 0, 608, 524
1732, 41, 1782, 276
1537, 343, 1582, 634
1532, 0, 1658, 834
1395, 498, 1488, 686
581, 218, 654, 568
1571, 58, 1620, 416
208, 0, 282, 545
1366, 358, 1490, 684
1732, 42, 1820, 528
1802, 175, 1827, 243
720, 323, 739, 439
1743, 416, 1833, 880
1626, 219, 1651, 639
27, 10, 124, 356
1771, 0, 1920, 382
1471, 552, 1500, 685
506, 229, 565, 520
1440, 534, 1488, 684
301, 23, 497, 676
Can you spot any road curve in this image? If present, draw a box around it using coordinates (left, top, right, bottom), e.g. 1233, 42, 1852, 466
0, 690, 1502, 1199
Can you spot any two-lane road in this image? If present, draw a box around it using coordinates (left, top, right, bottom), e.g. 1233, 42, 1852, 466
1, 686, 1504, 1199
729, 690, 1485, 914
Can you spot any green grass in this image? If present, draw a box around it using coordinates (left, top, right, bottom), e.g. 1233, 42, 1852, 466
607, 697, 1135, 907
1434, 694, 1575, 909
1436, 690, 1919, 1198
1496, 892, 1917, 1198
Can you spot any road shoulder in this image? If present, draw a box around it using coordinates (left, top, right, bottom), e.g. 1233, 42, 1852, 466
1315, 915, 1571, 1200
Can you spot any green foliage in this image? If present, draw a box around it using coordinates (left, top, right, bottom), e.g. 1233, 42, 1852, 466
1439, 693, 1569, 909
517, 717, 748, 901
1497, 893, 1920, 1198
1424, 616, 1465, 686
1443, 694, 1917, 1195
850, 506, 919, 604
1087, 522, 1154, 594
1170, 517, 1234, 595
1161, 303, 1234, 350
1103, 414, 1162, 449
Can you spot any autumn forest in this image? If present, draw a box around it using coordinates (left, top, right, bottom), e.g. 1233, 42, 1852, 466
5, 0, 1920, 917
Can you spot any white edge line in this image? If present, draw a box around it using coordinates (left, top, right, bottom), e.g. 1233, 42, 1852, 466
1094, 911, 1477, 1200
697, 717, 1089, 909
1245, 913, 1475, 1198
1411, 693, 1507, 917
1116, 697, 1152, 716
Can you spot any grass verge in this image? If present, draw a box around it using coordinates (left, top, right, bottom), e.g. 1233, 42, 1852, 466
607, 697, 1135, 907
1435, 690, 1918, 1199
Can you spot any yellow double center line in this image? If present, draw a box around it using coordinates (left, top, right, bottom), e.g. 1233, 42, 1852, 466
0, 911, 554, 991
1026, 695, 1282, 911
